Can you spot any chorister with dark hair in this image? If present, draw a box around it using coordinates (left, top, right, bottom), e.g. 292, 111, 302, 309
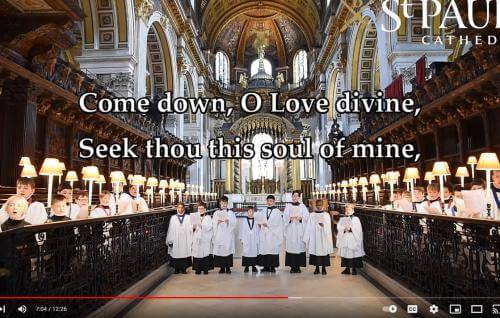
212, 196, 236, 273
192, 201, 214, 275
166, 203, 193, 274
283, 190, 309, 273
256, 195, 283, 272
239, 206, 259, 273
337, 204, 365, 275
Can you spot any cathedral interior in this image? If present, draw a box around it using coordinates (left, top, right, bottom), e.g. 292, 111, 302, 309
0, 0, 499, 317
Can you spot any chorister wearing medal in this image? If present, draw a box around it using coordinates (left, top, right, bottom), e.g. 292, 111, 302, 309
336, 204, 365, 275
303, 200, 334, 275
166, 203, 193, 274
212, 196, 237, 274
256, 195, 283, 273
283, 190, 309, 273
239, 206, 260, 273
191, 201, 214, 275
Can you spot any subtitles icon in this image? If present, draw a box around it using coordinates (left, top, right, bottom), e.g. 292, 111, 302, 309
493, 304, 500, 315
450, 304, 462, 315
407, 305, 418, 314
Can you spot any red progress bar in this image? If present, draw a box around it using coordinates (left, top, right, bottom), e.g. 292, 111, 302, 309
0, 295, 289, 300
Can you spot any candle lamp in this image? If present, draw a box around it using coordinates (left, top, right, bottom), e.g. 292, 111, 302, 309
467, 155, 478, 179
404, 167, 420, 211
96, 174, 106, 194
39, 158, 63, 208
146, 177, 159, 205
341, 180, 348, 202
82, 166, 100, 206
131, 175, 145, 201
386, 171, 398, 208
477, 153, 500, 218
455, 166, 469, 188
369, 174, 381, 205
432, 161, 451, 215
358, 177, 368, 204
65, 171, 78, 189
159, 180, 168, 205
110, 171, 126, 209
21, 164, 38, 178
424, 171, 434, 185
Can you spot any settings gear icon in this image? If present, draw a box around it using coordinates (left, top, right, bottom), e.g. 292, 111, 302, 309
429, 304, 439, 314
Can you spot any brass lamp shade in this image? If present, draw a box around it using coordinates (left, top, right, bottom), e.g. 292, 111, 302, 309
146, 177, 159, 187
369, 174, 381, 184
82, 166, 100, 181
432, 161, 451, 176
477, 153, 500, 170
110, 171, 127, 184
39, 158, 62, 176
455, 166, 469, 178
131, 175, 144, 186
467, 156, 478, 165
404, 167, 420, 180
358, 177, 369, 186
65, 171, 78, 182
424, 172, 435, 181
159, 180, 168, 189
21, 164, 37, 178
19, 157, 32, 166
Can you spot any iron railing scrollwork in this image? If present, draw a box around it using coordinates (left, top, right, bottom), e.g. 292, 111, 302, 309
332, 203, 500, 311
0, 209, 177, 316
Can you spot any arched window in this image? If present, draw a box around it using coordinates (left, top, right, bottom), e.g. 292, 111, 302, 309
250, 58, 272, 76
215, 51, 230, 86
293, 50, 308, 84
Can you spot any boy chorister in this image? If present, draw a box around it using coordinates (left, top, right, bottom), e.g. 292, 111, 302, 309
490, 170, 500, 219
57, 183, 84, 220
423, 183, 442, 214
48, 194, 72, 223
337, 204, 365, 275
117, 185, 149, 214
91, 191, 114, 218
166, 203, 193, 274
0, 178, 47, 225
257, 195, 283, 273
283, 190, 309, 273
303, 199, 334, 275
192, 201, 213, 275
240, 206, 259, 273
1, 195, 30, 231
75, 191, 90, 219
212, 196, 236, 274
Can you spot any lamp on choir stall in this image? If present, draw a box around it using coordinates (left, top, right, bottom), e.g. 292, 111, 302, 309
467, 155, 478, 179
96, 174, 106, 195
432, 161, 451, 214
146, 177, 158, 205
82, 166, 100, 206
477, 152, 500, 218
127, 174, 134, 184
385, 171, 399, 208
404, 167, 420, 209
39, 158, 63, 208
131, 175, 145, 201
394, 171, 400, 187
424, 171, 435, 185
350, 178, 358, 202
341, 180, 348, 202
19, 156, 32, 166
455, 167, 469, 188
65, 171, 78, 189
57, 161, 66, 185
110, 171, 126, 209
159, 180, 168, 205
358, 177, 369, 204
369, 174, 381, 205
381, 174, 386, 190
21, 164, 37, 178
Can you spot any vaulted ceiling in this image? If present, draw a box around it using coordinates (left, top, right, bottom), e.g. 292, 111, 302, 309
200, 0, 320, 67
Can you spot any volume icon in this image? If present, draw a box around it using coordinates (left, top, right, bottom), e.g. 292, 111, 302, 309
18, 305, 27, 314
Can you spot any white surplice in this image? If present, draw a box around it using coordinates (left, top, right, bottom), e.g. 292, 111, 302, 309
257, 207, 283, 255
303, 212, 334, 256
283, 203, 309, 254
212, 209, 236, 257
336, 215, 365, 259
239, 217, 260, 258
192, 214, 213, 258
166, 214, 193, 259
25, 201, 48, 225
117, 193, 149, 214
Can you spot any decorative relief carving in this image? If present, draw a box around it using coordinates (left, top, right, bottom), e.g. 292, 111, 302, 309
135, 0, 154, 21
